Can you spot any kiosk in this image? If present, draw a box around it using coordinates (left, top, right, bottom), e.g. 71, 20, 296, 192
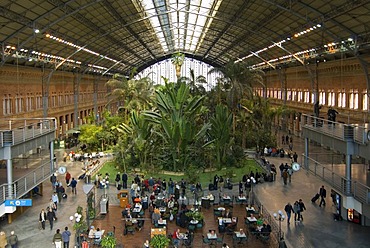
117, 190, 129, 208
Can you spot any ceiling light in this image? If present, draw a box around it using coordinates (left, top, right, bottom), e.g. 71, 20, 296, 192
34, 29, 40, 34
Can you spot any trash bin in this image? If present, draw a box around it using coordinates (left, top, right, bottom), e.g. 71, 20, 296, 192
117, 190, 129, 208
85, 175, 91, 184
100, 196, 109, 214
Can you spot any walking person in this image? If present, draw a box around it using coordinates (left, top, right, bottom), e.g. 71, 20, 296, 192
50, 173, 57, 189
52, 229, 63, 248
282, 169, 288, 185
65, 171, 71, 185
115, 172, 121, 188
52, 192, 59, 210
70, 178, 77, 194
293, 201, 301, 222
287, 166, 293, 183
47, 207, 56, 230
284, 202, 294, 225
39, 208, 47, 230
298, 199, 306, 221
293, 152, 298, 163
122, 172, 128, 189
62, 227, 71, 248
8, 231, 18, 248
319, 185, 327, 207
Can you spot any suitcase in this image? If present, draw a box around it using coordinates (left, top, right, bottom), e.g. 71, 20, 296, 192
311, 193, 320, 203
208, 183, 214, 191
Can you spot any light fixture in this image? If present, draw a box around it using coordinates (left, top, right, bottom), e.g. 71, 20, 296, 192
34, 29, 40, 34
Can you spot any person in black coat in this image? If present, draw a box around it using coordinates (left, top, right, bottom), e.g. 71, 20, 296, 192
122, 172, 128, 189
39, 209, 47, 230
46, 207, 56, 230
319, 185, 327, 207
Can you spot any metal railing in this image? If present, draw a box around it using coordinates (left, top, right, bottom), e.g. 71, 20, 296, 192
0, 118, 57, 147
252, 191, 281, 246
0, 161, 53, 204
301, 114, 355, 140
302, 154, 370, 204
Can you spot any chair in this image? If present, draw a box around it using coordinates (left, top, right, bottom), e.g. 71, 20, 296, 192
188, 223, 196, 232
216, 234, 224, 245
213, 209, 222, 219
92, 238, 102, 247
258, 233, 270, 243
202, 235, 210, 246
124, 222, 135, 235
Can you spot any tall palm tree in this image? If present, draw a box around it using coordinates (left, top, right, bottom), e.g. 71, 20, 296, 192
171, 52, 185, 79
105, 70, 154, 120
208, 59, 265, 134
178, 69, 207, 96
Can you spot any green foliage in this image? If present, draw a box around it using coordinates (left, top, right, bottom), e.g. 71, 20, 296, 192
185, 210, 204, 222
78, 124, 103, 152
143, 82, 209, 171
206, 104, 232, 169
150, 234, 171, 248
101, 234, 117, 248
72, 206, 88, 233
184, 165, 200, 184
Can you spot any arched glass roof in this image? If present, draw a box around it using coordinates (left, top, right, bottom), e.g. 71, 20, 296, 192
1, 0, 369, 75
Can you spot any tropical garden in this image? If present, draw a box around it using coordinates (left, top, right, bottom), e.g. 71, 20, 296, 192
78, 54, 290, 183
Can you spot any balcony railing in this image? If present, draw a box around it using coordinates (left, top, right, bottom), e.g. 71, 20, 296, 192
302, 154, 370, 204
0, 161, 53, 204
0, 118, 56, 147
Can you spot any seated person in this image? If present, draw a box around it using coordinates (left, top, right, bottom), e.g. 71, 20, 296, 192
88, 226, 96, 239
152, 208, 161, 224
223, 209, 232, 218
208, 230, 217, 239
226, 219, 237, 233
260, 224, 271, 236
167, 199, 174, 209
208, 192, 215, 201
94, 228, 102, 240
239, 229, 246, 236
172, 229, 181, 246
157, 217, 165, 226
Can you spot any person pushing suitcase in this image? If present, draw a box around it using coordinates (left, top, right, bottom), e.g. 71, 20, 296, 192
319, 185, 326, 207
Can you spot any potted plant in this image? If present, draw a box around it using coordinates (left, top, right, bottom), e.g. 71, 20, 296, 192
150, 234, 170, 248
185, 210, 204, 222
101, 235, 117, 248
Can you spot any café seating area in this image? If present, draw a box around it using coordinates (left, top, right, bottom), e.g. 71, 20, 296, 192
91, 188, 277, 247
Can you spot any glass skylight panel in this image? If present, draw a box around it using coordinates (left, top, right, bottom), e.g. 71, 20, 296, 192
140, 0, 220, 53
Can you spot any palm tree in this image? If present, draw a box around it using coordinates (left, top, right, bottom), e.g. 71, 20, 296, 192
178, 69, 207, 96
171, 52, 185, 79
209, 59, 265, 134
105, 70, 154, 120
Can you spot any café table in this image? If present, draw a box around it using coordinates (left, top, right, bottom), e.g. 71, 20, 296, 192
207, 232, 218, 246
157, 219, 167, 227
234, 231, 247, 244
